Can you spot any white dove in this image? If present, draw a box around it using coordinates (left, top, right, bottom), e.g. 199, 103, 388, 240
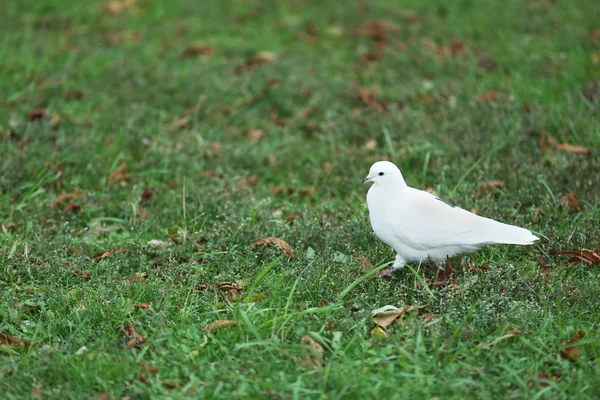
363, 161, 539, 275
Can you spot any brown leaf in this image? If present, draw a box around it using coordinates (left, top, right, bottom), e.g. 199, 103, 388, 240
139, 362, 159, 373
251, 237, 295, 256
421, 313, 436, 323
475, 91, 505, 102
92, 393, 110, 400
61, 203, 80, 215
432, 258, 457, 288
560, 190, 581, 213
141, 187, 154, 201
240, 174, 260, 187
74, 269, 92, 280
51, 192, 80, 208
209, 142, 221, 154
134, 302, 150, 309
301, 334, 324, 369
559, 330, 585, 361
477, 57, 497, 71
363, 138, 377, 150
205, 320, 237, 332
556, 142, 592, 155
539, 133, 556, 153
353, 253, 372, 273
354, 85, 387, 114
529, 373, 561, 388
27, 109, 46, 121
181, 44, 213, 58
552, 250, 600, 266
372, 305, 417, 328
108, 161, 129, 186
355, 20, 400, 40
235, 52, 277, 74
244, 129, 264, 143
103, 0, 136, 16
122, 322, 147, 349
92, 248, 131, 262
30, 386, 44, 398
23, 304, 41, 313
479, 180, 505, 196
0, 332, 30, 348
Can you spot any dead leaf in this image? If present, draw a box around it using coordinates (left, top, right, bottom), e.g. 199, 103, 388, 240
146, 240, 171, 248
421, 313, 436, 323
528, 373, 561, 388
322, 162, 333, 173
215, 281, 242, 302
477, 57, 497, 71
92, 248, 131, 262
209, 142, 221, 154
23, 304, 41, 313
103, 0, 136, 16
27, 109, 46, 121
354, 85, 387, 114
235, 51, 277, 74
30, 386, 44, 398
122, 322, 147, 349
371, 305, 417, 328
251, 237, 295, 256
245, 129, 264, 143
479, 180, 505, 196
560, 190, 581, 213
134, 302, 150, 309
475, 91, 505, 102
0, 332, 30, 348
301, 334, 324, 369
51, 192, 81, 208
363, 138, 377, 150
141, 187, 154, 201
353, 253, 372, 273
556, 142, 592, 155
108, 161, 129, 186
139, 362, 159, 373
92, 393, 110, 400
205, 320, 237, 332
552, 250, 600, 266
432, 258, 457, 288
240, 174, 259, 187
559, 330, 585, 361
61, 203, 81, 215
181, 44, 213, 58
74, 269, 92, 280
354, 20, 400, 40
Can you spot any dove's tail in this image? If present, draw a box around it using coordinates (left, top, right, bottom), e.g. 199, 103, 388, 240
481, 220, 539, 245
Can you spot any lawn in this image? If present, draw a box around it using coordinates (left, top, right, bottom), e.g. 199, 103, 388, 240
1, 0, 600, 398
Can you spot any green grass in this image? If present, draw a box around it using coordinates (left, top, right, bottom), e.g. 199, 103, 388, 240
1, 0, 600, 398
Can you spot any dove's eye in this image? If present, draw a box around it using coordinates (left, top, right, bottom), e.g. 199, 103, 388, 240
379, 172, 384, 176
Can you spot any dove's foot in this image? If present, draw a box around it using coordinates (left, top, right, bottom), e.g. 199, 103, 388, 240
375, 268, 397, 279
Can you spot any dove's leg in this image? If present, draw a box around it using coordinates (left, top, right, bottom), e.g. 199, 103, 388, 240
378, 254, 406, 278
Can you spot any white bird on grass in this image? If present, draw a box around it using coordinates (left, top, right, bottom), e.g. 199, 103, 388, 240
363, 161, 539, 276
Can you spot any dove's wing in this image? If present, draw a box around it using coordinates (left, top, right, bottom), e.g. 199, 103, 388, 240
389, 187, 538, 250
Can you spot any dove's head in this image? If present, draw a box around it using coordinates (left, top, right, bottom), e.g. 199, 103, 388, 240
362, 161, 406, 186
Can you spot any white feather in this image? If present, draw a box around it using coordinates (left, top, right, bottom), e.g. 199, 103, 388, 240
364, 161, 539, 270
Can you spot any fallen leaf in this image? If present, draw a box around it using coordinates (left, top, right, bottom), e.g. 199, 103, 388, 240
371, 304, 417, 328
560, 190, 581, 213
432, 258, 457, 288
122, 322, 147, 349
556, 142, 592, 155
235, 51, 277, 74
552, 250, 600, 266
139, 362, 159, 373
251, 237, 295, 256
370, 326, 387, 339
363, 138, 377, 150
103, 0, 136, 16
479, 180, 505, 196
322, 162, 333, 172
30, 386, 44, 398
421, 313, 436, 323
27, 109, 46, 121
74, 269, 92, 280
354, 85, 387, 114
209, 142, 221, 154
528, 373, 561, 388
301, 334, 324, 369
0, 332, 30, 348
61, 203, 80, 215
205, 320, 237, 332
215, 281, 242, 302
559, 330, 585, 361
134, 302, 150, 309
181, 44, 213, 58
92, 393, 110, 400
477, 57, 497, 71
355, 20, 400, 40
240, 174, 259, 187
146, 240, 171, 248
23, 304, 41, 313
141, 187, 154, 201
108, 161, 129, 186
244, 129, 264, 143
475, 91, 505, 102
92, 248, 131, 262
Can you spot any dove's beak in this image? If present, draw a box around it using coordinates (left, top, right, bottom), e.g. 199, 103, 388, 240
362, 175, 373, 184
